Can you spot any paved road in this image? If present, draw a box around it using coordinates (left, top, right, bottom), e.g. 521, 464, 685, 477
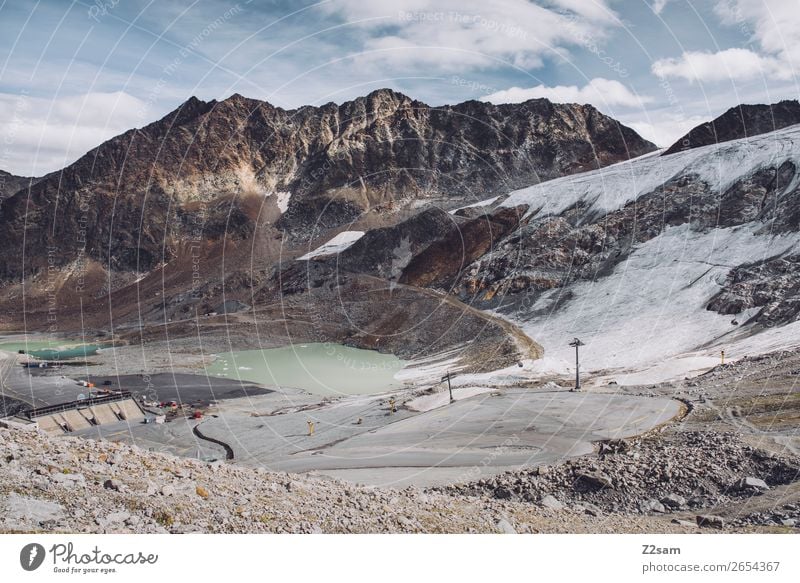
0, 350, 30, 416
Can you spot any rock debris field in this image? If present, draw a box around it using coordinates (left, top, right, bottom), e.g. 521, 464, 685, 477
442, 431, 800, 528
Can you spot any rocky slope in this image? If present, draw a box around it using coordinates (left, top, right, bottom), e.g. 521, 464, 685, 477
0, 89, 655, 281
456, 159, 799, 310
444, 431, 800, 522
663, 100, 800, 155
707, 254, 800, 326
421, 122, 800, 372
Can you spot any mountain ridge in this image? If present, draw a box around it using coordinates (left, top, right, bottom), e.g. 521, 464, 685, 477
0, 88, 656, 280
663, 99, 800, 156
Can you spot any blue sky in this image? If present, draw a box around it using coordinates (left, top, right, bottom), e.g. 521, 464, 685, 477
1, 0, 798, 175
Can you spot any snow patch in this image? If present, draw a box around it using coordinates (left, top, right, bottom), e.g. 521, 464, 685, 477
720, 319, 800, 360
297, 231, 365, 260
449, 195, 500, 214
504, 223, 800, 375
394, 348, 466, 385
447, 356, 572, 388
592, 355, 721, 386
591, 318, 800, 386
488, 124, 800, 380
275, 191, 291, 213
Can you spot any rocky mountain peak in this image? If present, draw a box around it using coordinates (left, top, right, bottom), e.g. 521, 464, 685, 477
153, 95, 217, 131
364, 87, 413, 103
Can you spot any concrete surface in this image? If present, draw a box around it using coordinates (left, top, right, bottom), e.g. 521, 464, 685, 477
69, 416, 227, 461
199, 388, 682, 488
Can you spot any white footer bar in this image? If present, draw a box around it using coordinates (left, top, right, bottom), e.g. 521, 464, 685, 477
1, 534, 797, 582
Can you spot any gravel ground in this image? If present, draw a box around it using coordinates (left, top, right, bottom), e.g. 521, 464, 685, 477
0, 423, 713, 534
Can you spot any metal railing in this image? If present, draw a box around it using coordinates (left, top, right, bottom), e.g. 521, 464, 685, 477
25, 391, 133, 419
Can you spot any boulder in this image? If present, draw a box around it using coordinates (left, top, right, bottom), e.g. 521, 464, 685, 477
576, 503, 602, 517
660, 494, 687, 509
696, 515, 725, 529
493, 486, 513, 500
734, 477, 769, 492
575, 470, 614, 491
539, 495, 564, 510
495, 517, 517, 534
2, 493, 64, 526
598, 439, 629, 455
642, 499, 666, 514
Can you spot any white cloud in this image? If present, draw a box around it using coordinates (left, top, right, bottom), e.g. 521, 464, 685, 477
481, 78, 652, 108
714, 0, 800, 67
548, 0, 617, 23
652, 48, 787, 82
654, 1, 800, 83
0, 92, 147, 176
623, 114, 707, 148
323, 0, 619, 71
651, 0, 672, 15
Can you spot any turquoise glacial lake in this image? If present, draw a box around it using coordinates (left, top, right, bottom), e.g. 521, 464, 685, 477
205, 343, 406, 396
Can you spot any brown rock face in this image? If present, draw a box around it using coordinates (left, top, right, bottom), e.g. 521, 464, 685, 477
0, 89, 655, 280
663, 100, 800, 156
334, 208, 459, 279
399, 206, 528, 289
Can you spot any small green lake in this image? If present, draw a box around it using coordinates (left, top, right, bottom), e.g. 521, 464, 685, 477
0, 339, 81, 352
205, 343, 406, 396
0, 337, 107, 360
27, 345, 104, 360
